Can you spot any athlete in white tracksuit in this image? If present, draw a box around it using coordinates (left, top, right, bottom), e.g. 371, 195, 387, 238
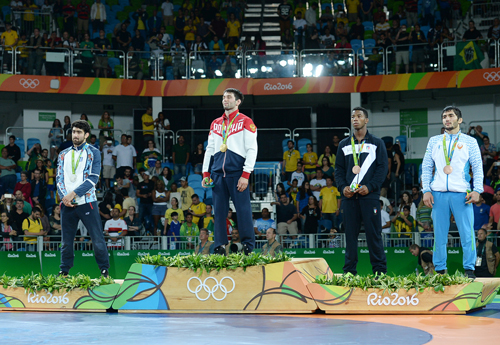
422, 106, 483, 277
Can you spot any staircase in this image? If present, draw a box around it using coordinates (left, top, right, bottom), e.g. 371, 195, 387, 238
241, 0, 282, 50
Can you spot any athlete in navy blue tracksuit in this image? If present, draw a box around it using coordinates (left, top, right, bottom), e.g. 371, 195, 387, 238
335, 107, 388, 275
202, 88, 258, 254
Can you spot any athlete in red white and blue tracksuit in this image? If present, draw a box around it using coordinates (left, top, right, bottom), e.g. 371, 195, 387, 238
202, 91, 258, 252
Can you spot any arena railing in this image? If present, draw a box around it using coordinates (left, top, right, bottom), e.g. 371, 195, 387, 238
245, 49, 300, 78
72, 47, 126, 79
124, 49, 160, 80
187, 50, 242, 79
2, 231, 480, 253
12, 46, 72, 76
125, 128, 175, 162
470, 3, 500, 17
300, 48, 356, 77
467, 119, 500, 147
385, 42, 441, 74
355, 45, 387, 76
0, 47, 15, 74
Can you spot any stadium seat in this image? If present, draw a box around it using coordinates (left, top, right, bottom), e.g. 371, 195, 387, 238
188, 174, 202, 184
381, 136, 393, 146
362, 21, 374, 31
27, 138, 41, 152
298, 138, 311, 148
161, 162, 174, 170
203, 140, 208, 150
205, 187, 213, 200
350, 39, 362, 55
420, 25, 430, 39
395, 135, 407, 152
317, 219, 332, 233
404, 163, 416, 186
376, 62, 384, 75
193, 187, 204, 198
15, 138, 25, 157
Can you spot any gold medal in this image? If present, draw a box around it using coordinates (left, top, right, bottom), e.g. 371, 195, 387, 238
443, 165, 453, 174
220, 143, 227, 152
352, 165, 361, 174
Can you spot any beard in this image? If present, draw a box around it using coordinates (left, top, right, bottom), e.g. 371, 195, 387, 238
73, 137, 85, 146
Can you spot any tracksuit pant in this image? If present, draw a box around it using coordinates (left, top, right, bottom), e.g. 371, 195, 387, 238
212, 173, 255, 251
342, 196, 387, 275
60, 201, 110, 272
431, 191, 476, 271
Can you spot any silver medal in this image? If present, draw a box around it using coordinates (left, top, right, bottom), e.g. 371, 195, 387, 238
70, 175, 77, 183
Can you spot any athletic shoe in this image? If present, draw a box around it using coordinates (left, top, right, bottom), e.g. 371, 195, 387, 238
213, 246, 226, 256
464, 270, 476, 279
435, 269, 447, 275
101, 269, 109, 278
58, 270, 68, 277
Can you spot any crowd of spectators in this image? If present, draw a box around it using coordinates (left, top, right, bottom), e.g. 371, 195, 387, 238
278, 0, 500, 76
0, 0, 251, 79
3, 111, 500, 254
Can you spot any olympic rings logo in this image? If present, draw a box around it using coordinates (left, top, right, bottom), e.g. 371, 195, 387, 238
187, 276, 235, 301
483, 72, 500, 82
19, 78, 40, 88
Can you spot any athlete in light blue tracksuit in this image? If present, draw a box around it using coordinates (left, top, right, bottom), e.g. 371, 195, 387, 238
422, 106, 483, 278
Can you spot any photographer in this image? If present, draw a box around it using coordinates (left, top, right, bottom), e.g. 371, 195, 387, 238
101, 137, 116, 191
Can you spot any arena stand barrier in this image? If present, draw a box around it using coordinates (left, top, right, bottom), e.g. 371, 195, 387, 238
300, 48, 355, 77
13, 46, 71, 76
188, 50, 243, 79
385, 42, 441, 74
245, 49, 299, 79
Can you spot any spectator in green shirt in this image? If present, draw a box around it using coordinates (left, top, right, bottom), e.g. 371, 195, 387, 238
172, 135, 190, 176
180, 213, 199, 249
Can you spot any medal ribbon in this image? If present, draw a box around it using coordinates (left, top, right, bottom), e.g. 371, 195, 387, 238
222, 112, 240, 145
442, 133, 460, 166
350, 136, 365, 166
72, 144, 87, 175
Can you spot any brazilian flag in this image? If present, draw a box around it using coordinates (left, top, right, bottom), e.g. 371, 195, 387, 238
454, 41, 485, 70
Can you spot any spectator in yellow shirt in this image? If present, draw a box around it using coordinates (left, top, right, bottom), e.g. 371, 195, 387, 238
188, 194, 206, 225
1, 22, 19, 71
346, 0, 360, 23
302, 143, 318, 180
294, 1, 306, 18
23, 0, 38, 35
141, 106, 155, 146
225, 13, 241, 41
319, 176, 341, 229
184, 18, 196, 47
282, 140, 301, 182
23, 207, 46, 251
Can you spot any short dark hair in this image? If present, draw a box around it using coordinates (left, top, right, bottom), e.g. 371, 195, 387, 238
352, 107, 369, 118
72, 119, 91, 134
33, 207, 41, 214
409, 244, 420, 251
171, 211, 178, 217
200, 228, 209, 235
477, 228, 487, 235
126, 135, 132, 140
9, 135, 15, 140
325, 176, 333, 181
483, 136, 490, 141
224, 88, 244, 104
90, 134, 97, 139
403, 205, 411, 211
442, 106, 462, 119
120, 188, 129, 196
191, 194, 199, 199
268, 228, 276, 235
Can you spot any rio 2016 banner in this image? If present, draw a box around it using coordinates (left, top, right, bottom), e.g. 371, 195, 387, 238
1, 69, 499, 97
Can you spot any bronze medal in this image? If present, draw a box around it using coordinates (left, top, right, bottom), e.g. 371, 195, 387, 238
352, 165, 361, 174
220, 143, 227, 152
443, 165, 453, 174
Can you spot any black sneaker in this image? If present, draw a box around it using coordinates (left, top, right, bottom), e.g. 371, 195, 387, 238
213, 246, 226, 256
58, 270, 68, 277
464, 270, 476, 279
101, 269, 109, 278
435, 269, 447, 275
243, 244, 252, 255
